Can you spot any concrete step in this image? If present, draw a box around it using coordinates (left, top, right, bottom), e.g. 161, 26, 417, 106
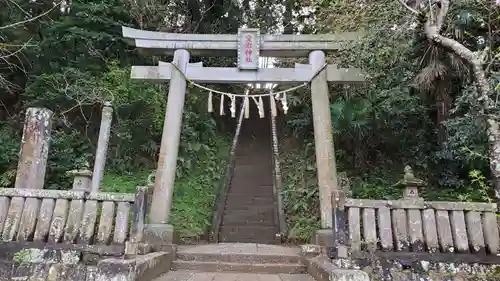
171, 260, 305, 274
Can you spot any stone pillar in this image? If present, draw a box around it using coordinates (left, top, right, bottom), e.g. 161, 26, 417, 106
91, 101, 113, 193
309, 50, 339, 228
148, 49, 189, 242
14, 108, 53, 190
145, 50, 189, 247
11, 108, 53, 241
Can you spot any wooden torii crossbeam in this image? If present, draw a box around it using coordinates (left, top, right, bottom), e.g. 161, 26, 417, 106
122, 26, 366, 235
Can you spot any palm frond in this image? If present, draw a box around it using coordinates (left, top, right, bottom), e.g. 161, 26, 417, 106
415, 61, 448, 92
447, 52, 470, 79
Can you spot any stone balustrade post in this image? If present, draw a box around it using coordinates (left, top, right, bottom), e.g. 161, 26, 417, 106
91, 101, 113, 193
68, 166, 93, 192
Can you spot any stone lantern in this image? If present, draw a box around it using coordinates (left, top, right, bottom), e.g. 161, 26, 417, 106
395, 166, 426, 198
67, 162, 93, 192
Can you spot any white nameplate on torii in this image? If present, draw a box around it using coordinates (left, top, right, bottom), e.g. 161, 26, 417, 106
131, 62, 364, 84
237, 28, 260, 70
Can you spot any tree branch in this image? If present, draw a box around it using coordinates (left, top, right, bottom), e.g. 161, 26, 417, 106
0, 38, 33, 60
397, 0, 493, 107
434, 0, 449, 32
396, 0, 419, 14
397, 0, 500, 198
0, 1, 61, 30
430, 33, 493, 108
4, 0, 33, 17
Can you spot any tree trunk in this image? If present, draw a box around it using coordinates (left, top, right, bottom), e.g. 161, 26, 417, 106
487, 119, 500, 199
436, 92, 452, 146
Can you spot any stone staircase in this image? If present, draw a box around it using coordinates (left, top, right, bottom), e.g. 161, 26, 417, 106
218, 103, 279, 244
155, 243, 312, 281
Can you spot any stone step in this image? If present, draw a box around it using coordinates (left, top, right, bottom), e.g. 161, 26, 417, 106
221, 219, 275, 227
154, 271, 315, 281
231, 171, 273, 178
171, 260, 305, 274
224, 197, 275, 209
226, 190, 274, 197
234, 156, 271, 159
176, 251, 300, 264
219, 233, 278, 245
225, 195, 274, 200
229, 182, 273, 188
223, 205, 275, 212
226, 192, 274, 198
222, 211, 276, 225
231, 172, 272, 177
223, 205, 275, 214
219, 226, 277, 244
227, 186, 274, 193
233, 161, 273, 166
233, 159, 273, 165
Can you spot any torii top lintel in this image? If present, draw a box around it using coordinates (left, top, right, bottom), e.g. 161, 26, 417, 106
122, 26, 362, 58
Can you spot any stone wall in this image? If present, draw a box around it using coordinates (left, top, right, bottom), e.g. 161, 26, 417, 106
300, 245, 500, 281
0, 248, 174, 281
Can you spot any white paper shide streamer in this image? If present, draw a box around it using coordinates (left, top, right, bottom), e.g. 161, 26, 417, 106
219, 94, 225, 115
205, 85, 298, 118
230, 96, 236, 118
208, 91, 213, 113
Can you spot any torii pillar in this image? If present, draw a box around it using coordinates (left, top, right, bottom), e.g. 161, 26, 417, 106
145, 49, 190, 245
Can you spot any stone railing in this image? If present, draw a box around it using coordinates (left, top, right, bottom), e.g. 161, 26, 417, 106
0, 107, 174, 280
328, 167, 500, 265
270, 110, 286, 241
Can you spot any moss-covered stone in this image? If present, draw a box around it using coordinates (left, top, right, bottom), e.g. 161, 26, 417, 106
12, 249, 45, 265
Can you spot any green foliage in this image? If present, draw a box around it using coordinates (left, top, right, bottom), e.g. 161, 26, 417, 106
0, 125, 20, 187
2, 0, 500, 244
0, 0, 238, 237
278, 0, 500, 242
467, 267, 500, 281
281, 143, 321, 242
99, 134, 229, 238
170, 136, 229, 238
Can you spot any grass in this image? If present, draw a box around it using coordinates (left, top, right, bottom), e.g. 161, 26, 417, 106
100, 135, 230, 239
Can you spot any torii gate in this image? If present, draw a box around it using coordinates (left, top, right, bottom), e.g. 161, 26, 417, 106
122, 26, 365, 243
